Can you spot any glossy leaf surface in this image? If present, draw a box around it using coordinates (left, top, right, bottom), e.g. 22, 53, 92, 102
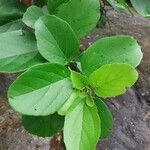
80, 35, 142, 75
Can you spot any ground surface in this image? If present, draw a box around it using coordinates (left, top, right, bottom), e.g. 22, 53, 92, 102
0, 8, 150, 150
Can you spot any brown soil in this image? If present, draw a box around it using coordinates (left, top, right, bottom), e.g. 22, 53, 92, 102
0, 7, 150, 150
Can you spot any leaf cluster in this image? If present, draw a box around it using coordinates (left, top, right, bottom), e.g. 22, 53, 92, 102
0, 0, 144, 150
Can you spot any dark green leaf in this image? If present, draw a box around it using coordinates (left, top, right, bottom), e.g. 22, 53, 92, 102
0, 30, 46, 73
22, 113, 64, 137
54, 0, 100, 39
0, 0, 26, 25
8, 63, 74, 116
95, 98, 113, 138
47, 0, 69, 13
35, 15, 79, 64
0, 19, 23, 34
80, 35, 142, 75
35, 0, 48, 6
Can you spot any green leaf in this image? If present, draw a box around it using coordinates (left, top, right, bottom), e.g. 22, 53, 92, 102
0, 30, 46, 73
47, 0, 70, 13
78, 92, 94, 107
23, 6, 44, 28
95, 98, 113, 138
8, 63, 74, 116
107, 0, 129, 12
64, 99, 101, 150
0, 19, 23, 34
131, 0, 150, 17
53, 0, 100, 39
97, 14, 107, 28
35, 15, 79, 65
89, 63, 138, 97
85, 93, 94, 107
0, 0, 26, 25
65, 96, 83, 114
22, 113, 64, 137
80, 35, 142, 75
70, 70, 88, 90
58, 92, 77, 116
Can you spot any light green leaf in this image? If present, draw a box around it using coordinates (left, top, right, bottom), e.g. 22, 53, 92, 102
71, 70, 88, 90
35, 15, 79, 65
0, 30, 46, 73
58, 92, 77, 116
47, 0, 70, 13
64, 99, 101, 150
22, 113, 64, 137
54, 0, 100, 39
0, 19, 23, 34
23, 6, 44, 28
131, 0, 150, 17
80, 35, 142, 75
0, 0, 26, 25
65, 96, 83, 114
86, 94, 94, 107
95, 98, 114, 138
89, 63, 138, 97
8, 63, 74, 116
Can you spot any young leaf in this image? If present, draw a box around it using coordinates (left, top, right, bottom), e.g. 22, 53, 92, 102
58, 92, 77, 116
89, 63, 138, 97
35, 15, 79, 65
22, 113, 64, 137
70, 70, 88, 90
23, 5, 44, 28
131, 0, 150, 17
8, 63, 74, 116
0, 19, 23, 34
53, 0, 100, 39
0, 30, 46, 73
0, 0, 26, 25
86, 93, 94, 107
80, 35, 142, 75
95, 98, 114, 138
64, 99, 101, 150
47, 0, 70, 13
